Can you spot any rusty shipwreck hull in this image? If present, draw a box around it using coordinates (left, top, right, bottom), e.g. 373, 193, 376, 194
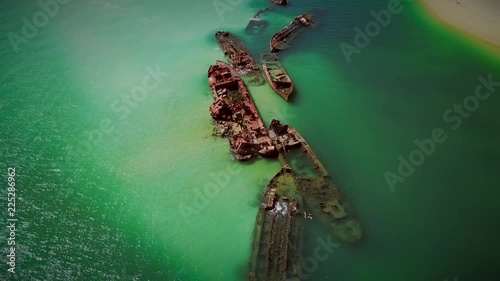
270, 14, 314, 52
261, 53, 294, 101
268, 119, 362, 243
215, 31, 264, 86
208, 61, 277, 161
248, 165, 304, 281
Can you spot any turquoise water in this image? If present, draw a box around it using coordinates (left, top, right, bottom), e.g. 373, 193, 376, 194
1, 0, 500, 280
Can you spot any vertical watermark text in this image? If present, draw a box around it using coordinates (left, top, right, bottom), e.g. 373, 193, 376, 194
6, 167, 17, 274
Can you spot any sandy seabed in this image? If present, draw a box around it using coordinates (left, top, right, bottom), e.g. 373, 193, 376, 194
422, 0, 500, 47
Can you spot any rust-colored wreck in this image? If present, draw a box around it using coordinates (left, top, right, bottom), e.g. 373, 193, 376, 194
261, 53, 294, 101
215, 31, 264, 86
208, 61, 277, 161
270, 14, 314, 52
268, 119, 362, 243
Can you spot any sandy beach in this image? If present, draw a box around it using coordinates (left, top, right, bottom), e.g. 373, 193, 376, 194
422, 0, 500, 47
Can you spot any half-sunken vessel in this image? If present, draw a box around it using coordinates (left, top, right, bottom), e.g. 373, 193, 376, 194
271, 0, 288, 5
270, 14, 314, 52
268, 119, 362, 243
208, 60, 277, 160
215, 31, 264, 86
261, 53, 294, 100
248, 165, 304, 281
246, 7, 273, 35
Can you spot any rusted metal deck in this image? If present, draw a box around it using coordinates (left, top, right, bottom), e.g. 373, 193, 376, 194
208, 61, 277, 160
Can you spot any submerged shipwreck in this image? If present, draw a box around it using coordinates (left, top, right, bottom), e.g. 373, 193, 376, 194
206, 3, 362, 280
246, 7, 274, 35
247, 121, 362, 280
248, 165, 304, 281
215, 31, 264, 86
268, 119, 362, 243
208, 61, 277, 160
270, 14, 315, 52
246, 18, 268, 35
271, 0, 288, 5
261, 53, 294, 100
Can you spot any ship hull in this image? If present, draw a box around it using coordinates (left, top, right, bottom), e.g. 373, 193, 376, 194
271, 0, 288, 5
248, 165, 304, 281
261, 53, 294, 100
270, 14, 314, 52
268, 119, 363, 243
208, 61, 277, 161
215, 31, 264, 86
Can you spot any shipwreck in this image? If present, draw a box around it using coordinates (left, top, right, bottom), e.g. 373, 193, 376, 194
215, 31, 264, 86
268, 119, 362, 243
261, 53, 294, 101
270, 14, 314, 52
246, 7, 274, 35
271, 0, 288, 5
208, 60, 277, 160
248, 165, 304, 281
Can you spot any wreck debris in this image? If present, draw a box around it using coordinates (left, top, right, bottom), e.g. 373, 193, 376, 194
268, 119, 362, 243
246, 7, 274, 35
270, 14, 315, 52
261, 53, 294, 101
271, 0, 288, 5
248, 165, 304, 281
215, 31, 264, 86
208, 60, 278, 161
246, 18, 268, 35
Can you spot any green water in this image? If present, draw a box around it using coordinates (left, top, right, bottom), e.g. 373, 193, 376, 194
1, 0, 499, 280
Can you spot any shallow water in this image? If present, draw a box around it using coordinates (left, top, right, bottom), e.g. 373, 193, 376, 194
1, 0, 500, 280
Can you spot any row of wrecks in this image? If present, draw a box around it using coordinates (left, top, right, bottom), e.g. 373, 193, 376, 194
207, 3, 361, 281
245, 10, 315, 100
